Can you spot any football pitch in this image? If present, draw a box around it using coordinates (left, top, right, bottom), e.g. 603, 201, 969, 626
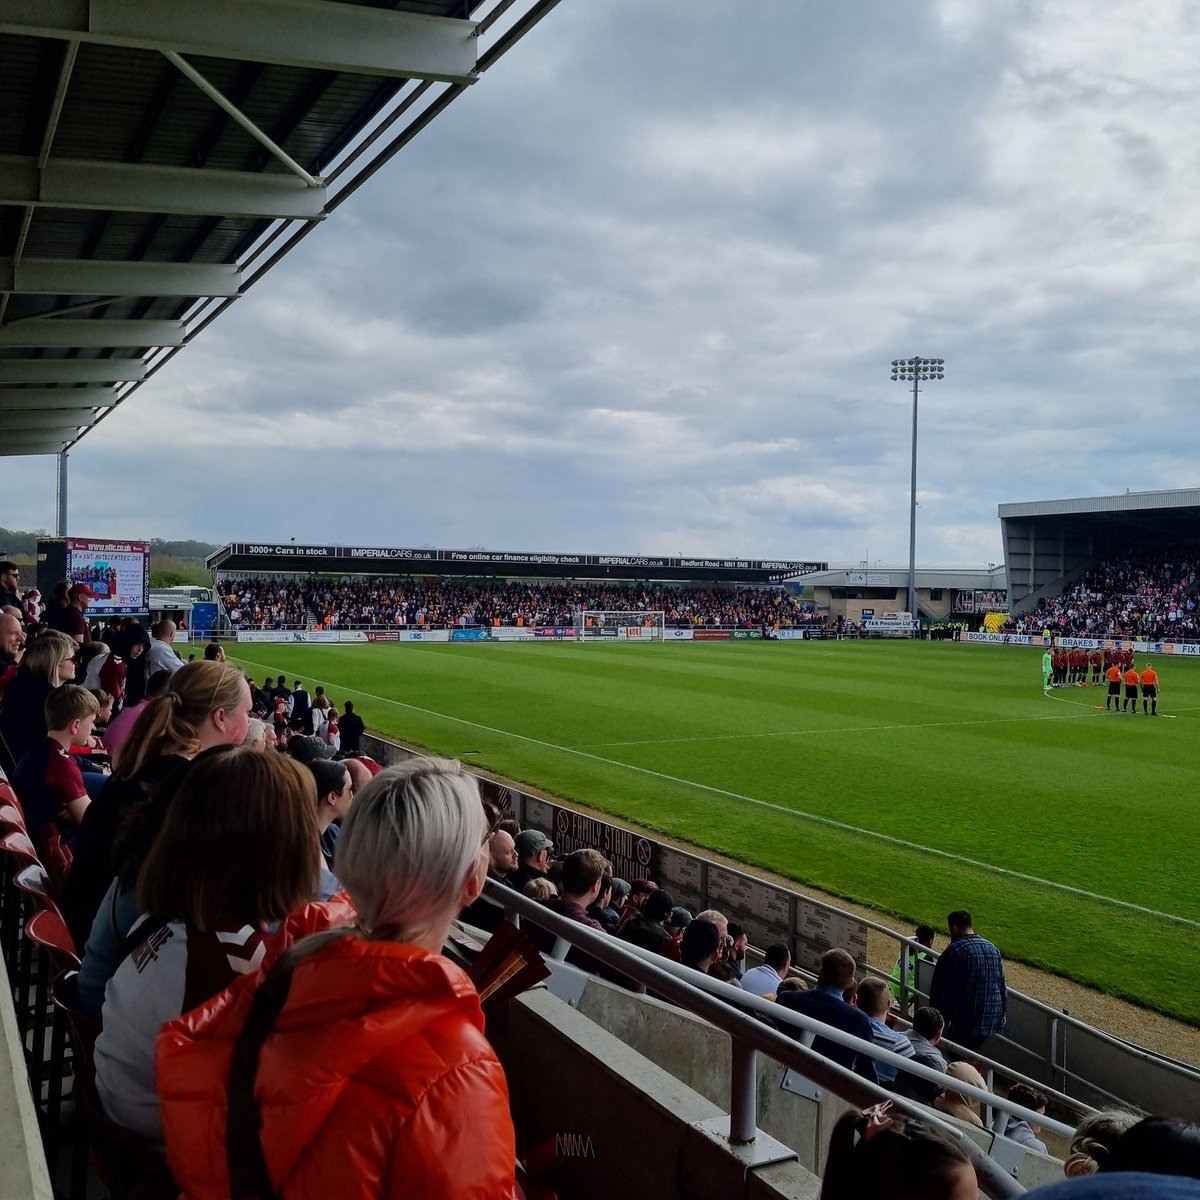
230, 639, 1200, 1025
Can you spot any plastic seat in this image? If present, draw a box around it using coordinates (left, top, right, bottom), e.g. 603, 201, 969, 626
1, 831, 43, 989
0, 828, 41, 870
0, 778, 22, 814
12, 866, 66, 1111
13, 862, 58, 914
26, 908, 80, 976
0, 802, 26, 832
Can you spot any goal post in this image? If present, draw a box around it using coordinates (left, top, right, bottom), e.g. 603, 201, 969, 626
574, 610, 666, 642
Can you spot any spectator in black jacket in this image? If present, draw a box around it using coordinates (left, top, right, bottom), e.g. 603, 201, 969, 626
508, 829, 553, 892
290, 680, 312, 733
620, 887, 676, 952
339, 700, 365, 753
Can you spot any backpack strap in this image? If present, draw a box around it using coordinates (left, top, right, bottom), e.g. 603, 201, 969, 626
226, 962, 295, 1200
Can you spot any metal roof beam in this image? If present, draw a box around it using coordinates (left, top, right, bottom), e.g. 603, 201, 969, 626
0, 318, 184, 347
0, 258, 241, 297
0, 0, 478, 82
3, 409, 99, 431
0, 440, 71, 456
0, 358, 146, 384
0, 386, 115, 410
0, 156, 327, 220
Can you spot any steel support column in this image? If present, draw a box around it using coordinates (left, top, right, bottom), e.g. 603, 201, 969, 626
56, 452, 68, 535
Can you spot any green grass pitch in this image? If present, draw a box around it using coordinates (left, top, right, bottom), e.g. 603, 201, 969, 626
229, 639, 1200, 1025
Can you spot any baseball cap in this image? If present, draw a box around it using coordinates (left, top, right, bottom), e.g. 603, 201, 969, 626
514, 829, 553, 857
68, 583, 94, 598
288, 735, 335, 764
669, 906, 693, 929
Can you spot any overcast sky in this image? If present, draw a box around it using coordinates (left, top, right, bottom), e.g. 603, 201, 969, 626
6, 0, 1200, 568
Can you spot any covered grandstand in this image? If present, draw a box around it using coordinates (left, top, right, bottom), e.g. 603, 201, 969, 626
1001, 487, 1200, 614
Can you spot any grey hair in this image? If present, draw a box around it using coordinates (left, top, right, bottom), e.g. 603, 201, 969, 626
1065, 1109, 1142, 1178
242, 717, 269, 748
695, 908, 728, 936
333, 758, 487, 945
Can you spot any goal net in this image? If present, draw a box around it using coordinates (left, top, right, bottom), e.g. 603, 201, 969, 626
574, 610, 666, 642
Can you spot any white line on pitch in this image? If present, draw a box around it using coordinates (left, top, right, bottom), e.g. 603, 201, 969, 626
578, 707, 1098, 749
231, 654, 1200, 931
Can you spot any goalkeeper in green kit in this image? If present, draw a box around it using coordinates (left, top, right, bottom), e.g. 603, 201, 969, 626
1042, 648, 1052, 692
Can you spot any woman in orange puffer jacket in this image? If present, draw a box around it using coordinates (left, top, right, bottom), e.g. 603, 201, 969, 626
156, 758, 516, 1200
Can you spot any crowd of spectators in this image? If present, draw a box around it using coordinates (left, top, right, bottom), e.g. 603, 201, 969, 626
1006, 550, 1200, 641
6, 577, 1200, 1197
218, 574, 823, 630
219, 578, 308, 628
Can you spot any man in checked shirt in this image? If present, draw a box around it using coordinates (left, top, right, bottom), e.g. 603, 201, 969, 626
928, 909, 1007, 1052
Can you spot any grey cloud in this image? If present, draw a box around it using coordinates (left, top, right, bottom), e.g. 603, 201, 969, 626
6, 1, 1200, 569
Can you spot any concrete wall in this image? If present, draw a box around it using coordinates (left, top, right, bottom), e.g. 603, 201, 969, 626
574, 973, 1066, 1192
0, 961, 53, 1200
492, 986, 821, 1200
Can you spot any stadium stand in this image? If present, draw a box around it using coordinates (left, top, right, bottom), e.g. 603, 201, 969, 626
219, 574, 825, 630
1005, 550, 1200, 640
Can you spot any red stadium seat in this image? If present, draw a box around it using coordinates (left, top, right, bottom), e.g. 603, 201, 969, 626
26, 907, 80, 975
0, 778, 22, 816
0, 828, 40, 870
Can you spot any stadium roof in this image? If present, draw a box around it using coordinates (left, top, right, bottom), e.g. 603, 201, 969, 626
794, 567, 1006, 590
0, 0, 561, 457
999, 487, 1200, 527
208, 541, 828, 583
999, 488, 1200, 610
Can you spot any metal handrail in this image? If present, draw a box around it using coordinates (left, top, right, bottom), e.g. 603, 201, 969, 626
888, 937, 1200, 1083
800, 959, 1096, 1118
691, 853, 1200, 1094
481, 883, 1064, 1198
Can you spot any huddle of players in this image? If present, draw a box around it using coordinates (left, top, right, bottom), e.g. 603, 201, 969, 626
1044, 646, 1161, 714
1047, 646, 1129, 687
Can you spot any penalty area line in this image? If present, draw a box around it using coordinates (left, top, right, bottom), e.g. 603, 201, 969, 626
231, 654, 1200, 932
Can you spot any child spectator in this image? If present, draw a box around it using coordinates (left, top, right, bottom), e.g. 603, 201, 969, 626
1004, 1083, 1050, 1154
11, 684, 99, 876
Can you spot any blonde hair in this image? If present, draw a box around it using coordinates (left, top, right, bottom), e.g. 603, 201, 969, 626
20, 630, 77, 684
1064, 1109, 1141, 1178
44, 684, 100, 730
332, 758, 486, 945
115, 660, 247, 779
523, 877, 558, 900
